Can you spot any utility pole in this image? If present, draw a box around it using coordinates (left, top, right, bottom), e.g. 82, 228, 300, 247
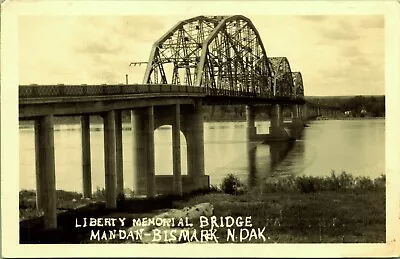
128, 61, 148, 85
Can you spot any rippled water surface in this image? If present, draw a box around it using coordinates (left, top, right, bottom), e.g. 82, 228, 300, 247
19, 119, 385, 192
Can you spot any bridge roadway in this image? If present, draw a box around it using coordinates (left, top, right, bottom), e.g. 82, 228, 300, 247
19, 84, 305, 119
19, 83, 313, 230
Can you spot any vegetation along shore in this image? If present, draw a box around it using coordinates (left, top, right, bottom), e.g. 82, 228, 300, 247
20, 172, 385, 244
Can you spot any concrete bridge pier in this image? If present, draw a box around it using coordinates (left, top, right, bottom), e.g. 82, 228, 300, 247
132, 102, 208, 196
115, 111, 124, 200
245, 104, 291, 142
246, 105, 257, 140
302, 103, 308, 120
34, 115, 57, 229
103, 110, 117, 209
144, 107, 155, 198
132, 109, 144, 196
185, 101, 206, 190
289, 104, 304, 139
80, 115, 92, 198
267, 104, 290, 141
131, 107, 156, 198
172, 104, 183, 196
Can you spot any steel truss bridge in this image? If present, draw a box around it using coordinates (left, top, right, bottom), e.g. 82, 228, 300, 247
19, 15, 305, 106
18, 15, 317, 231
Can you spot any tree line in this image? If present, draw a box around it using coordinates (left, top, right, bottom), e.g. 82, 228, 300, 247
306, 95, 385, 117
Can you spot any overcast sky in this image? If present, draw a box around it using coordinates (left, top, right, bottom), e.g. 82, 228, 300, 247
19, 15, 384, 96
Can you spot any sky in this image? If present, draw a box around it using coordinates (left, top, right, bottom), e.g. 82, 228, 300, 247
18, 15, 384, 96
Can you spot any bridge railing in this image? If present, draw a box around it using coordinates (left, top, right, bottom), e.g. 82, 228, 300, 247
19, 84, 205, 98
204, 87, 284, 99
19, 84, 304, 101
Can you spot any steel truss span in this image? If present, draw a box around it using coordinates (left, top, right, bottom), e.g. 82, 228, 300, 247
143, 15, 303, 99
292, 72, 304, 98
268, 57, 294, 98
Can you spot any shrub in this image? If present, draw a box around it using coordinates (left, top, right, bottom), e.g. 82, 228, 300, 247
19, 197, 37, 209
338, 171, 354, 190
355, 176, 374, 190
56, 190, 82, 201
93, 187, 106, 200
209, 185, 221, 193
373, 174, 386, 189
262, 172, 385, 194
325, 171, 341, 191
123, 188, 135, 199
266, 175, 297, 192
295, 176, 316, 193
221, 174, 245, 195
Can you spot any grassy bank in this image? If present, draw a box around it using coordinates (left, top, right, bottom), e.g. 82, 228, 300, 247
20, 172, 385, 243
179, 172, 385, 243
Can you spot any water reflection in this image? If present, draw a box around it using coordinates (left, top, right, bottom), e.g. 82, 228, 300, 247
247, 146, 257, 188
247, 140, 298, 188
19, 119, 385, 192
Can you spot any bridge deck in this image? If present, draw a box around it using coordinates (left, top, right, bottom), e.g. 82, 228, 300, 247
19, 84, 305, 119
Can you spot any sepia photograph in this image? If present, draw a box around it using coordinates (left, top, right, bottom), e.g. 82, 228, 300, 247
1, 0, 400, 258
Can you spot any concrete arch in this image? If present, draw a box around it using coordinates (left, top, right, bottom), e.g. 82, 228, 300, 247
153, 124, 188, 176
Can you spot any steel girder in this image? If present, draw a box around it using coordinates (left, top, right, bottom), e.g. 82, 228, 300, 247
268, 57, 294, 98
143, 16, 221, 85
196, 15, 272, 96
292, 72, 304, 98
143, 15, 273, 97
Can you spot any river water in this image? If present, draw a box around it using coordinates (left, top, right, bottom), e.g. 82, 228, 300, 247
19, 119, 385, 192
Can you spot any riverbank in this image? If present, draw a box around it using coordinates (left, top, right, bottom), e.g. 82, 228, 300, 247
20, 173, 385, 244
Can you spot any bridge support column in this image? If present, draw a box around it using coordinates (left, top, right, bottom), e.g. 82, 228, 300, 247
131, 107, 155, 198
268, 104, 289, 141
192, 101, 205, 184
103, 110, 117, 209
144, 106, 156, 198
246, 105, 257, 141
115, 111, 124, 200
132, 109, 145, 196
172, 104, 182, 196
270, 104, 281, 134
81, 115, 92, 198
34, 120, 44, 211
34, 115, 57, 229
185, 101, 205, 190
302, 104, 308, 120
290, 104, 304, 139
